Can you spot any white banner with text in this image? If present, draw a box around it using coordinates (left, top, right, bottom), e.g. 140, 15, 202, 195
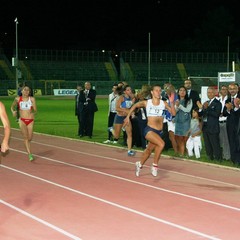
53, 89, 78, 96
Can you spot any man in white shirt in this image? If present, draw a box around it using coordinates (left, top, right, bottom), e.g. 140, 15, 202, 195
103, 83, 118, 143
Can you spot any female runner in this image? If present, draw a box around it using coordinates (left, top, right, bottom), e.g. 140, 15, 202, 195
124, 85, 176, 176
109, 84, 136, 156
11, 86, 37, 161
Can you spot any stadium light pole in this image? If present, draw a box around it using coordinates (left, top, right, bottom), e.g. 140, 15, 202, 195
227, 36, 230, 72
15, 18, 19, 93
148, 32, 151, 85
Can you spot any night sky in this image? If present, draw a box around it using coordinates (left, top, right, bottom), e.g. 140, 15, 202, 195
1, 0, 239, 52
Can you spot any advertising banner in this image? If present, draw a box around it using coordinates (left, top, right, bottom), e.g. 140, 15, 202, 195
53, 89, 78, 96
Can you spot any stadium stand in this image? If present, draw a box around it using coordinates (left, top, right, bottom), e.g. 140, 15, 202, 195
25, 60, 111, 82
125, 62, 182, 87
0, 49, 238, 96
184, 63, 227, 77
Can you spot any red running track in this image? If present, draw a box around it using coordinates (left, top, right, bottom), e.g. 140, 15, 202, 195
0, 128, 240, 240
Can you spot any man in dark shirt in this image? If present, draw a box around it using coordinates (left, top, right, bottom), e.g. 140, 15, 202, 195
16, 82, 23, 122
184, 79, 201, 111
78, 82, 98, 138
198, 87, 222, 161
223, 83, 240, 165
75, 85, 83, 136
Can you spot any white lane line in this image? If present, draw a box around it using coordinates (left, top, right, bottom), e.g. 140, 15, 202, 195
0, 199, 81, 240
6, 149, 240, 212
9, 136, 240, 189
1, 166, 221, 240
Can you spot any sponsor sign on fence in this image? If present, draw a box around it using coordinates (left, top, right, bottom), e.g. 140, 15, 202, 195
53, 89, 78, 96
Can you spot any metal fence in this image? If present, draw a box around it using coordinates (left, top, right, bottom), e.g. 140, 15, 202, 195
1, 49, 239, 96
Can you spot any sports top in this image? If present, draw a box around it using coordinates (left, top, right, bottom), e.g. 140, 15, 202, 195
18, 96, 33, 111
120, 96, 133, 109
146, 99, 165, 117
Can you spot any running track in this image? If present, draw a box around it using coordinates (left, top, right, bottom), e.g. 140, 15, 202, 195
0, 128, 240, 240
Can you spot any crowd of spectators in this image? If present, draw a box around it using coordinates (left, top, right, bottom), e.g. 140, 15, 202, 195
101, 80, 240, 166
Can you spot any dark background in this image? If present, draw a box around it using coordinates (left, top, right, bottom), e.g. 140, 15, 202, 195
1, 0, 240, 52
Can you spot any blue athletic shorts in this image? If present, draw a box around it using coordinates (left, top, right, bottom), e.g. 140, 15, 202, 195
144, 126, 163, 138
114, 115, 126, 124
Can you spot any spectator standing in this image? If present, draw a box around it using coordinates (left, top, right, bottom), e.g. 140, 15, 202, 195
118, 81, 128, 88
130, 88, 142, 148
78, 82, 98, 138
75, 85, 83, 136
17, 82, 23, 96
162, 83, 178, 156
103, 83, 118, 143
217, 85, 231, 161
174, 86, 192, 157
198, 87, 222, 161
223, 83, 240, 164
184, 79, 201, 111
16, 82, 23, 122
117, 81, 128, 146
134, 84, 151, 149
11, 86, 37, 161
186, 108, 202, 159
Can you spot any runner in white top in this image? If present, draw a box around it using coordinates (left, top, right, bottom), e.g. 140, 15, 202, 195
124, 85, 176, 177
11, 86, 37, 161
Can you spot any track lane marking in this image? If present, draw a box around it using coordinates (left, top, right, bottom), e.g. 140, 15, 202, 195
0, 199, 81, 240
5, 148, 240, 212
1, 165, 221, 240
8, 136, 240, 189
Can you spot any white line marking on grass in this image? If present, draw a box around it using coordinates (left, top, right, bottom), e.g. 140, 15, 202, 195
1, 166, 221, 240
0, 199, 81, 240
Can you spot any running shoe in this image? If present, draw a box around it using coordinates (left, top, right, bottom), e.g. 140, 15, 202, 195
103, 140, 111, 143
29, 154, 34, 162
135, 161, 142, 176
151, 164, 158, 177
108, 127, 113, 133
127, 150, 136, 156
113, 141, 118, 144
